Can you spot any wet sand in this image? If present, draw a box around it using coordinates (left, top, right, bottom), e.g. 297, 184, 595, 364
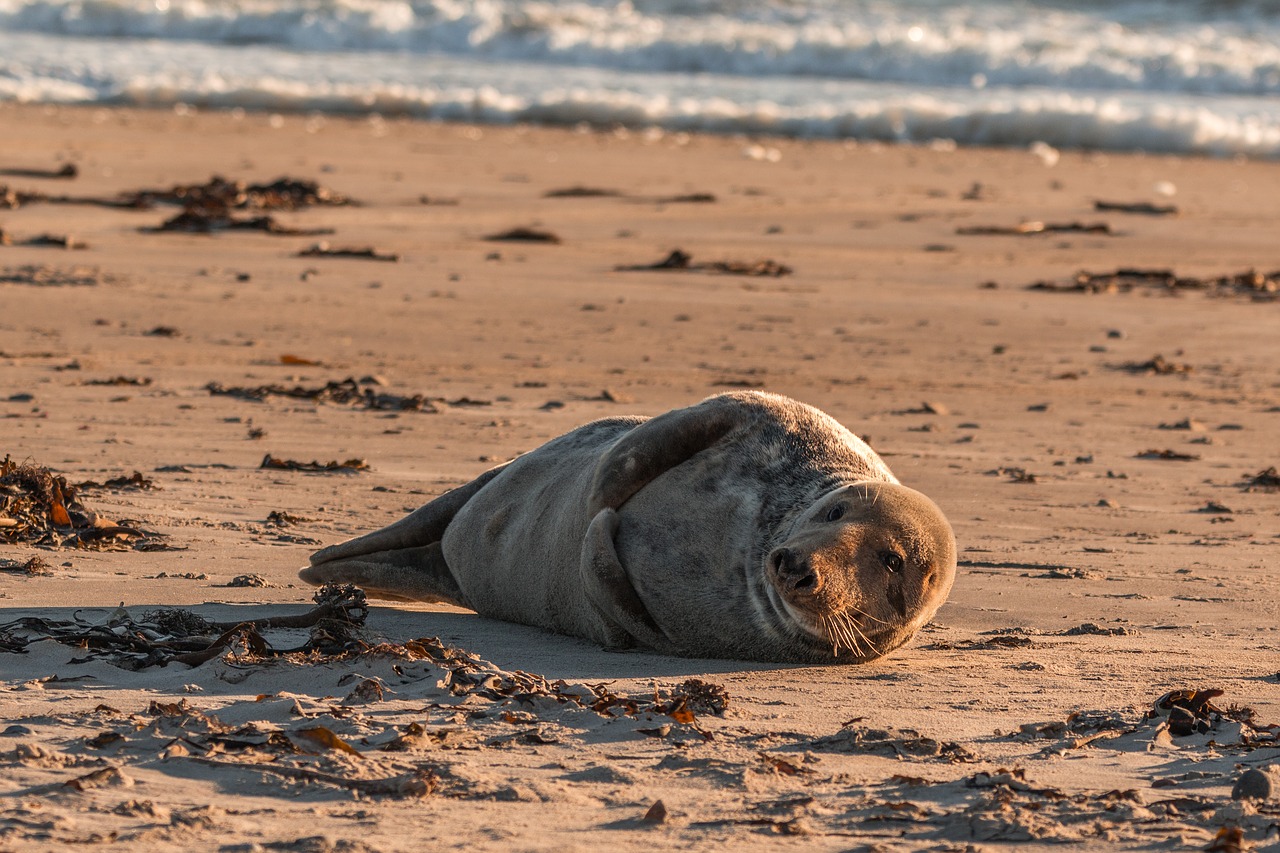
2, 103, 1278, 850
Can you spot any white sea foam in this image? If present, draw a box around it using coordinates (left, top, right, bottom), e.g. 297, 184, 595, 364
3, 0, 1280, 155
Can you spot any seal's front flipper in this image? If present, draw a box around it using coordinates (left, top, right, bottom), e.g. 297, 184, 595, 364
580, 508, 668, 650
299, 541, 469, 606
588, 395, 754, 513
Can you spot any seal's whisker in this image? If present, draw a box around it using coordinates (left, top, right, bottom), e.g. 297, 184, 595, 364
822, 615, 843, 657
838, 611, 876, 655
831, 612, 864, 658
850, 606, 891, 626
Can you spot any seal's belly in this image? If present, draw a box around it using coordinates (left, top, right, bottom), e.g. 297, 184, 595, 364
442, 418, 640, 638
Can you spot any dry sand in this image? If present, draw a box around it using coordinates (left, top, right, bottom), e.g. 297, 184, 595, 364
1, 103, 1278, 851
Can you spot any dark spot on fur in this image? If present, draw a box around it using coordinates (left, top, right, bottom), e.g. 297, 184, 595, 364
886, 582, 907, 618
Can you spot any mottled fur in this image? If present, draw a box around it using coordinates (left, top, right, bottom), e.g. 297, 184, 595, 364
300, 392, 956, 663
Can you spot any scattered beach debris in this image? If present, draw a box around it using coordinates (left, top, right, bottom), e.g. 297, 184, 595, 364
297, 242, 400, 262
1061, 623, 1135, 636
259, 454, 369, 474
926, 634, 1036, 651
74, 471, 155, 491
278, 353, 323, 366
1026, 267, 1280, 300
1112, 354, 1193, 375
265, 510, 309, 526
1240, 467, 1280, 492
641, 800, 668, 824
1015, 688, 1277, 756
0, 264, 105, 286
145, 210, 334, 236
1196, 501, 1233, 513
140, 175, 347, 211
1148, 688, 1227, 736
0, 185, 49, 208
543, 186, 624, 198
987, 466, 1038, 483
0, 555, 53, 575
0, 455, 170, 551
83, 375, 152, 387
810, 724, 975, 763
957, 221, 1112, 236
224, 573, 273, 588
144, 325, 180, 337
206, 378, 438, 412
418, 194, 460, 206
1159, 417, 1205, 431
0, 584, 369, 669
1, 175, 352, 212
1093, 200, 1178, 216
1136, 449, 1200, 461
484, 227, 562, 244
0, 163, 78, 180
656, 192, 717, 204
1232, 769, 1274, 802
616, 248, 792, 277
0, 231, 89, 249
541, 187, 716, 204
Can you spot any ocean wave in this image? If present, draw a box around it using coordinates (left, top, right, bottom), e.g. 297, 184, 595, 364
3, 0, 1280, 96
4, 31, 1279, 157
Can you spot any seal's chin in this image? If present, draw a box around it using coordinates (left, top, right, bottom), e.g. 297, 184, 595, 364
767, 589, 895, 661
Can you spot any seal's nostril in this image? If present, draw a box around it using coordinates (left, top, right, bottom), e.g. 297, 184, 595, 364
771, 547, 792, 574
793, 572, 817, 591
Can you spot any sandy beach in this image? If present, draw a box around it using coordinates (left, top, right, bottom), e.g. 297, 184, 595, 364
2, 103, 1278, 851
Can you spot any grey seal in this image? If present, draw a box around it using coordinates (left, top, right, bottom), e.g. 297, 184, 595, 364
299, 392, 957, 664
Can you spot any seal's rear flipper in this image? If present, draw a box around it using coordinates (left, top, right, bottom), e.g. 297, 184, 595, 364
300, 462, 510, 603
309, 462, 509, 568
299, 542, 468, 605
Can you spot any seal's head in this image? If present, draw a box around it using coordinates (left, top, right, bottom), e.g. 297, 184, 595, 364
765, 481, 956, 662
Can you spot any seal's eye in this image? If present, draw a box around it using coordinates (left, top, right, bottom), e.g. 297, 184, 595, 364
825, 504, 846, 523
882, 551, 904, 573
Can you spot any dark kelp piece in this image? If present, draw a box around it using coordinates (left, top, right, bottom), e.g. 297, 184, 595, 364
1112, 355, 1193, 375
1027, 267, 1280, 300
0, 163, 78, 179
297, 242, 400, 262
260, 454, 369, 473
0, 264, 104, 286
484, 227, 562, 244
1094, 200, 1178, 216
5, 175, 353, 212
120, 175, 353, 211
543, 186, 624, 198
1136, 449, 1200, 461
616, 248, 792, 277
82, 376, 152, 387
957, 221, 1112, 236
1241, 467, 1280, 492
19, 233, 89, 249
74, 471, 155, 491
144, 210, 334, 236
206, 378, 437, 412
